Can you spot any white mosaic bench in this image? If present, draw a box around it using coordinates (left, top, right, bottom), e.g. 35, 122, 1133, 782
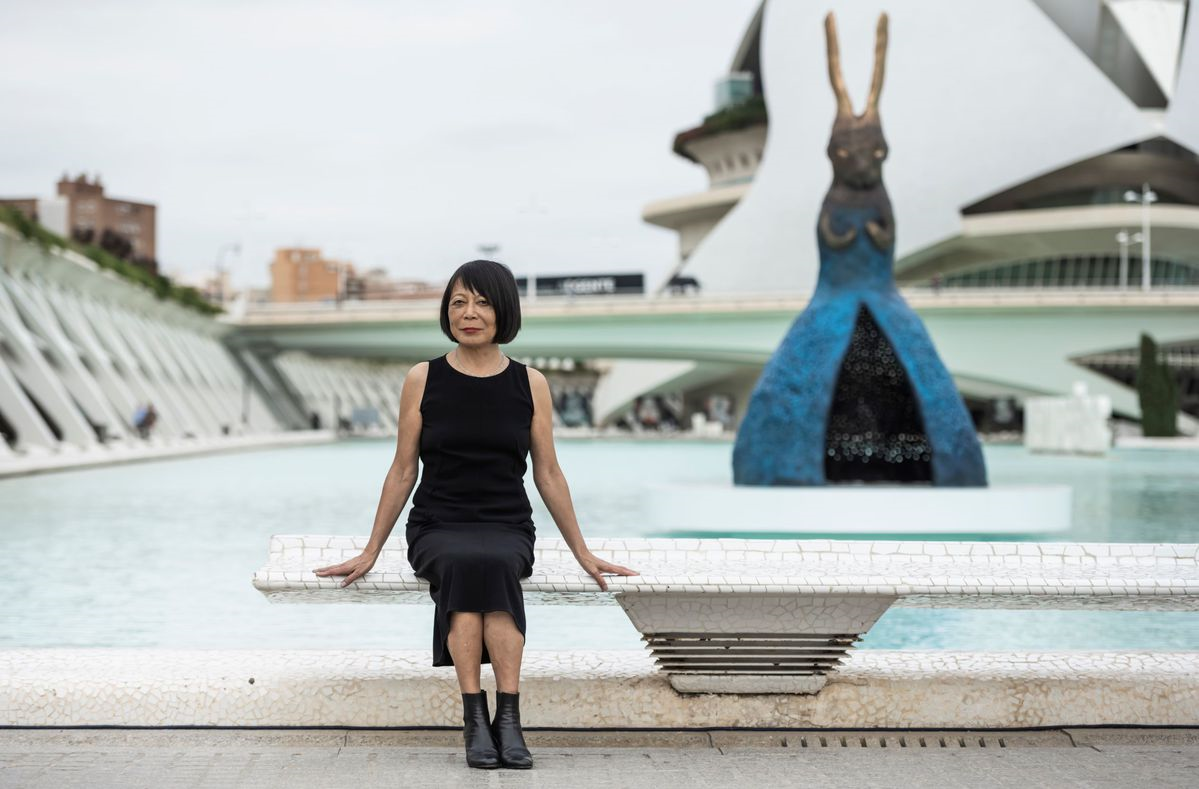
252, 536, 1199, 694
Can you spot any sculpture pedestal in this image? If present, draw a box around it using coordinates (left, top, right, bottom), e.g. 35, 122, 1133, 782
646, 483, 1071, 535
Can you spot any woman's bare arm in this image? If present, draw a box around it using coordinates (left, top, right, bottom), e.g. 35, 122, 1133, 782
527, 367, 637, 590
527, 368, 586, 557
314, 361, 427, 586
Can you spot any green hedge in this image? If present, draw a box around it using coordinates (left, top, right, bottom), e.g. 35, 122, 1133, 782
1137, 333, 1179, 437
672, 95, 768, 161
0, 206, 222, 316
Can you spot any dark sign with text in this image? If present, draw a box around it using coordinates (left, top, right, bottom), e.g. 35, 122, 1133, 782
515, 273, 644, 297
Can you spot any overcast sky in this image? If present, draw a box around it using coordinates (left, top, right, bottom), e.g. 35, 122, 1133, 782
0, 0, 762, 290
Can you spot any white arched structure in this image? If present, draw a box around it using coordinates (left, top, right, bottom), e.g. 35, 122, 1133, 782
0, 227, 409, 468
672, 0, 1198, 294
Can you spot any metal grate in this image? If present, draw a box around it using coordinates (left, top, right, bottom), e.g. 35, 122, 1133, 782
643, 632, 860, 675
790, 734, 1008, 748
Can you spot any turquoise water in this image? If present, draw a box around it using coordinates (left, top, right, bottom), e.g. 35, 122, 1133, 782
0, 440, 1196, 652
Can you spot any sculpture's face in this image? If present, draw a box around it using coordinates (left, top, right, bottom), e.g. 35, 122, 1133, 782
827, 119, 888, 189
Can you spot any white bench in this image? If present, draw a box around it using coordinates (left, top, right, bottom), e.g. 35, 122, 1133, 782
253, 536, 1199, 694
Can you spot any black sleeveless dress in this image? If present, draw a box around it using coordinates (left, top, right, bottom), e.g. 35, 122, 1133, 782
405, 353, 536, 667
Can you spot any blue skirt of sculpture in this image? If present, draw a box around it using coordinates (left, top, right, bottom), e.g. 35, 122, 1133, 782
732, 204, 987, 487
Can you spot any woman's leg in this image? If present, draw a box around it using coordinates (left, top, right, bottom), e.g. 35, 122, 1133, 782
451, 611, 500, 769
482, 611, 524, 693
482, 611, 533, 767
447, 612, 484, 692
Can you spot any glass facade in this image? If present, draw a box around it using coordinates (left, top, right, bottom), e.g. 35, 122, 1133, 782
931, 254, 1199, 289
714, 72, 755, 112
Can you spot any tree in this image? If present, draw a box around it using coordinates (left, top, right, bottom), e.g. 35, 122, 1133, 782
99, 228, 133, 261
1137, 333, 1179, 437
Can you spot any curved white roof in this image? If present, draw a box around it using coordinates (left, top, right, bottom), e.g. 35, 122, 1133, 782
675, 0, 1196, 295
1169, 2, 1199, 148
1105, 0, 1187, 99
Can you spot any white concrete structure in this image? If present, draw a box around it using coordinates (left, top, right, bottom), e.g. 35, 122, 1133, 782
270, 350, 405, 432
0, 227, 409, 472
658, 0, 1199, 295
34, 197, 68, 237
233, 290, 1199, 433
224, 0, 1199, 435
253, 535, 1199, 695
1025, 382, 1115, 455
642, 1, 1199, 432
5, 648, 1198, 728
0, 227, 276, 451
0, 429, 337, 479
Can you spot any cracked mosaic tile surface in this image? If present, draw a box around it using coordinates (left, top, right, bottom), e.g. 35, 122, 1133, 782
2, 649, 1196, 728
253, 536, 1199, 610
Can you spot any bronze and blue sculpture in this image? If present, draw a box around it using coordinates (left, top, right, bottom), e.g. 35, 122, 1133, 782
733, 12, 987, 487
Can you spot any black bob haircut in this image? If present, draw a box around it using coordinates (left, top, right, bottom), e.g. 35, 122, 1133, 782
439, 259, 523, 345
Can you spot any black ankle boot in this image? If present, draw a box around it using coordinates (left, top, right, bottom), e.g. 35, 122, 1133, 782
461, 691, 500, 769
490, 690, 533, 768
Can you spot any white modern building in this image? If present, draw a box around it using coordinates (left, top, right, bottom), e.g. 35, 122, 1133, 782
647, 0, 1199, 294
5, 0, 1197, 461
0, 224, 406, 468
643, 0, 1199, 425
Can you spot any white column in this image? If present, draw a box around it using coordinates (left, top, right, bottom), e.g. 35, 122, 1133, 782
45, 284, 139, 441
5, 273, 126, 439
78, 298, 185, 440
0, 269, 97, 449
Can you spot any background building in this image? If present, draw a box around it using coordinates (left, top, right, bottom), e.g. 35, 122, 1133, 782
357, 267, 440, 300
632, 0, 1199, 429
269, 248, 354, 303
0, 172, 157, 273
1, 173, 157, 273
268, 249, 441, 303
647, 0, 1199, 296
642, 3, 767, 279
56, 174, 157, 263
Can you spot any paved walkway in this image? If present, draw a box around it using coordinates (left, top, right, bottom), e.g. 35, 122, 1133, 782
2, 728, 1197, 788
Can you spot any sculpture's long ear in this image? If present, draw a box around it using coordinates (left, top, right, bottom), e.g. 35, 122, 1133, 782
824, 12, 854, 118
865, 13, 889, 117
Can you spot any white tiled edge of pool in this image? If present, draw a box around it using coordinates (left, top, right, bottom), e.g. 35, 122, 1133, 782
0, 430, 338, 479
2, 649, 1196, 728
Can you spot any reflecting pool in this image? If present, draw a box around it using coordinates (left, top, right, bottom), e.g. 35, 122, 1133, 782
1, 440, 1196, 652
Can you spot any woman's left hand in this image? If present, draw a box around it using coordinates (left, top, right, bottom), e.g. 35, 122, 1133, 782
576, 551, 638, 591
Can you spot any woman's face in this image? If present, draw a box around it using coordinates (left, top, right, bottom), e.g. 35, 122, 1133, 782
447, 280, 497, 345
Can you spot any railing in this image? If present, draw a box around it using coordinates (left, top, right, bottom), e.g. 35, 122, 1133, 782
230, 287, 1199, 326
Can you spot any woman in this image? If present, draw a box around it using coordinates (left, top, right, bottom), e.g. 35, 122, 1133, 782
314, 259, 638, 770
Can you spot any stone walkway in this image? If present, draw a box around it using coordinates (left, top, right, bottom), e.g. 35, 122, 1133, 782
2, 728, 1197, 788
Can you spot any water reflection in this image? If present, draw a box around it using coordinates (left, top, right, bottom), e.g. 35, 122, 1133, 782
0, 442, 1195, 650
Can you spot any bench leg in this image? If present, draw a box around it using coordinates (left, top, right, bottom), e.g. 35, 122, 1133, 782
615, 593, 897, 694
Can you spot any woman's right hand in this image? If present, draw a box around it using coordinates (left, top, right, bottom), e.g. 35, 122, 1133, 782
313, 550, 379, 588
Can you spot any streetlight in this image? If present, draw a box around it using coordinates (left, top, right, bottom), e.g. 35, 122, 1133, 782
1114, 230, 1143, 290
1123, 183, 1157, 291
215, 242, 240, 304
